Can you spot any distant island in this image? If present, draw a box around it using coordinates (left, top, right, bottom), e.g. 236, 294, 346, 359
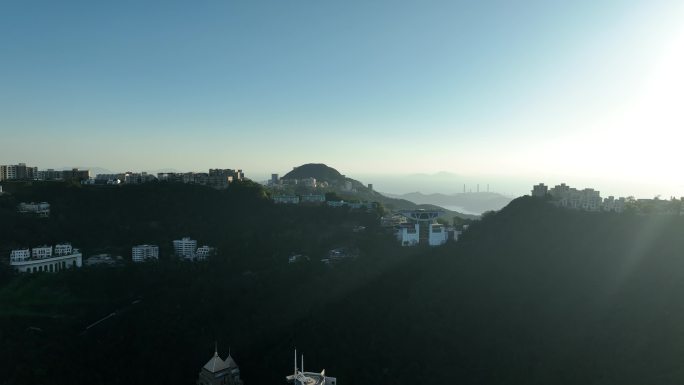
384, 191, 513, 215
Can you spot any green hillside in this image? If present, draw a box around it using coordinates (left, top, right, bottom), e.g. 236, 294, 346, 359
2, 187, 684, 384
283, 163, 345, 182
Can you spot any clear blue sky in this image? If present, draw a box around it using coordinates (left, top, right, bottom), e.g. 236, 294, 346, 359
1, 0, 683, 196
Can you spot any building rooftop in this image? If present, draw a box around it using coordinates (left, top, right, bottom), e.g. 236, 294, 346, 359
203, 351, 231, 373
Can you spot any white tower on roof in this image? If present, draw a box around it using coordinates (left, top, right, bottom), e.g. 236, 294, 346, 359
286, 350, 337, 385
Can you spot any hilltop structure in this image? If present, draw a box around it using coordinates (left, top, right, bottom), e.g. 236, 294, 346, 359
286, 350, 337, 385
197, 347, 243, 385
395, 209, 450, 246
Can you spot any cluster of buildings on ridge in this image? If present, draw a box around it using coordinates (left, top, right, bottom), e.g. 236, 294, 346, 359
532, 182, 684, 215
91, 168, 244, 189
272, 193, 377, 210
1, 163, 89, 182
6, 237, 215, 273
531, 183, 625, 212
132, 237, 215, 263
0, 162, 246, 190
197, 348, 335, 385
267, 173, 369, 194
0, 163, 90, 181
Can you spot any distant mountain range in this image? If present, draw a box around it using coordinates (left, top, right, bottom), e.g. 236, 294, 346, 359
384, 191, 513, 215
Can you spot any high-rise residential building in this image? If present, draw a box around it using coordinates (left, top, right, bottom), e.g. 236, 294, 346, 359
131, 245, 159, 262
61, 168, 90, 182
37, 169, 63, 180
173, 237, 198, 259
1, 163, 38, 180
549, 183, 603, 211
123, 172, 157, 184
531, 183, 548, 198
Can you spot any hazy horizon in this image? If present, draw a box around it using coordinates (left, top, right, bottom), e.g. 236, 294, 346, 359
2, 0, 683, 198
1, 161, 681, 199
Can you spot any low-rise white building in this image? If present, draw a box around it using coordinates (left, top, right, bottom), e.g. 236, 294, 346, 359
195, 245, 215, 261
18, 202, 50, 218
273, 195, 300, 204
428, 223, 448, 246
300, 194, 325, 203
132, 244, 159, 262
396, 223, 420, 246
394, 209, 452, 247
86, 254, 124, 266
10, 243, 82, 273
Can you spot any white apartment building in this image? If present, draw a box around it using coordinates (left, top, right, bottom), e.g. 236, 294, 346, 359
10, 243, 82, 273
0, 163, 38, 180
549, 183, 603, 211
428, 223, 449, 246
173, 237, 198, 259
395, 209, 452, 247
396, 223, 420, 246
603, 196, 626, 213
124, 172, 157, 184
132, 245, 159, 262
531, 183, 548, 198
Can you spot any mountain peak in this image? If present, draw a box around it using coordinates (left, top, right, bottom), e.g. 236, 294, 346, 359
283, 164, 345, 182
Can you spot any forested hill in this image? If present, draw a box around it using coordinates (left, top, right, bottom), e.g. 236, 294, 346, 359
283, 163, 345, 182
0, 180, 378, 269
3, 191, 684, 384
263, 197, 684, 384
281, 163, 478, 220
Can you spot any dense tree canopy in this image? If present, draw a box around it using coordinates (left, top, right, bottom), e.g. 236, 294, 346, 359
2, 187, 684, 385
